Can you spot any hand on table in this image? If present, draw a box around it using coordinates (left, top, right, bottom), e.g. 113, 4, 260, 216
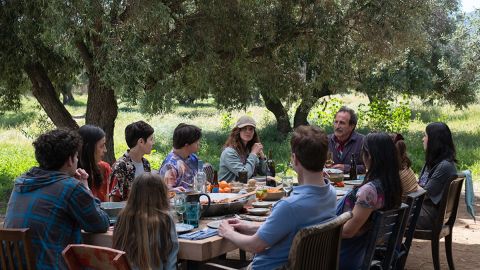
218, 220, 235, 238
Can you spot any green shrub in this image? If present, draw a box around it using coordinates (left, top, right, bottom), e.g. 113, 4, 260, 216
358, 97, 412, 133
308, 98, 343, 129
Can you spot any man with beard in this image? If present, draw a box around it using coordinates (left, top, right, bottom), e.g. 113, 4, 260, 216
327, 106, 365, 174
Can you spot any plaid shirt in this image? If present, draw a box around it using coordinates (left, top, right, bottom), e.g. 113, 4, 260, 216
4, 167, 110, 270
109, 151, 151, 201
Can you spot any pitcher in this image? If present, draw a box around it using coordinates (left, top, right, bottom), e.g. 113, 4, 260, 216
185, 192, 211, 215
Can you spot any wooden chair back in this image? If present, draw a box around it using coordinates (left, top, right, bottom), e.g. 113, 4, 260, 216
285, 212, 353, 270
0, 228, 35, 270
62, 244, 131, 270
393, 189, 427, 270
361, 204, 408, 270
440, 176, 464, 228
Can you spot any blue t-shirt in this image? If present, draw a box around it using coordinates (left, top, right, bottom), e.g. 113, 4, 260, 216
253, 182, 337, 270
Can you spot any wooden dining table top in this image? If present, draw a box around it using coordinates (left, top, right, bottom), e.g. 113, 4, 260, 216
84, 186, 349, 262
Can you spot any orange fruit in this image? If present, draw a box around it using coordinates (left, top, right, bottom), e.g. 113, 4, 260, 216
223, 187, 231, 193
219, 180, 229, 189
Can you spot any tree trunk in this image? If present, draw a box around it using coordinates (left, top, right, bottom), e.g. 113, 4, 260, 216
85, 75, 118, 164
24, 62, 79, 129
293, 83, 331, 128
260, 90, 292, 134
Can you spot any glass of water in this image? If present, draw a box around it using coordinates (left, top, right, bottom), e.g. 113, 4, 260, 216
173, 193, 186, 223
282, 176, 293, 196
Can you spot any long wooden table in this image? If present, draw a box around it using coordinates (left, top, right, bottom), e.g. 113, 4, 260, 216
84, 186, 350, 262
82, 220, 242, 262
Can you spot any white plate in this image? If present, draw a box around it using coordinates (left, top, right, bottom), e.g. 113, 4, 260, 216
176, 223, 195, 234
344, 180, 364, 186
252, 201, 274, 208
324, 168, 343, 174
246, 208, 269, 216
335, 189, 348, 196
207, 220, 222, 229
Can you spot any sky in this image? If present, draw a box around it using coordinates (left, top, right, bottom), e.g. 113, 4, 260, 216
461, 0, 480, 13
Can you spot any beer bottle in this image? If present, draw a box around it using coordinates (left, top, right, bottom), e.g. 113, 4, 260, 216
212, 171, 220, 193
349, 153, 357, 180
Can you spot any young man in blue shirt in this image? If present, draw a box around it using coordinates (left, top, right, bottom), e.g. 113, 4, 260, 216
219, 125, 337, 270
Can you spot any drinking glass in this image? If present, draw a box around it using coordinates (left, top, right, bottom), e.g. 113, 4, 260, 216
282, 176, 293, 196
255, 186, 267, 201
326, 152, 334, 167
185, 202, 201, 228
174, 193, 186, 223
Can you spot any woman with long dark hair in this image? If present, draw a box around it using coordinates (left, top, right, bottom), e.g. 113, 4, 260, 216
390, 133, 421, 195
416, 122, 457, 229
113, 173, 178, 270
78, 125, 111, 201
338, 132, 403, 270
218, 116, 267, 182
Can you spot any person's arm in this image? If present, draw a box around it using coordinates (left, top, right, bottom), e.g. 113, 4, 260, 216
68, 182, 110, 233
342, 182, 379, 238
165, 216, 179, 270
423, 161, 457, 205
221, 148, 258, 178
224, 230, 269, 254
108, 162, 126, 201
219, 201, 297, 253
342, 205, 374, 238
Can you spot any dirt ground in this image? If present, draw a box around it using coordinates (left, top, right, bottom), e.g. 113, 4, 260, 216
2, 187, 478, 270
404, 190, 480, 270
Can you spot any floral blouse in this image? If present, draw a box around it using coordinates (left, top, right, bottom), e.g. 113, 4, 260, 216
341, 179, 385, 234
109, 151, 151, 201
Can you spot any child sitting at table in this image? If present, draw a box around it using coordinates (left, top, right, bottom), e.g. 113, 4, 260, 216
113, 173, 178, 270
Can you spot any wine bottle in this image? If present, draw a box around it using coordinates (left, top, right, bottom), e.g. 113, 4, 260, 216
349, 153, 357, 180
266, 150, 277, 187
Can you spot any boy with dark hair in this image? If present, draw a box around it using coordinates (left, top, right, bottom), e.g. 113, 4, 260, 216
109, 121, 154, 201
159, 123, 202, 192
4, 129, 109, 270
219, 125, 337, 270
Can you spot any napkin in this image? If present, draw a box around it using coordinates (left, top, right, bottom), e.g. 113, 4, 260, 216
178, 228, 218, 240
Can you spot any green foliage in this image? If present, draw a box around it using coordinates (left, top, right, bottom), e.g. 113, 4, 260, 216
20, 110, 56, 140
220, 112, 234, 131
308, 98, 343, 128
357, 98, 412, 133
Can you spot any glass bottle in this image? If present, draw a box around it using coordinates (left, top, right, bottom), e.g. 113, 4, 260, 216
349, 153, 357, 180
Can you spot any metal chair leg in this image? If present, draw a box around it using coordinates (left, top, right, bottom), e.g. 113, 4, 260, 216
445, 233, 455, 270
431, 236, 441, 270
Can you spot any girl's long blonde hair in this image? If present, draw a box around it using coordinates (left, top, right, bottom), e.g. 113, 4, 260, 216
112, 173, 173, 270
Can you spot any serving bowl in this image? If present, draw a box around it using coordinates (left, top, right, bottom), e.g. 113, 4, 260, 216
263, 190, 285, 201
200, 193, 251, 217
100, 202, 126, 218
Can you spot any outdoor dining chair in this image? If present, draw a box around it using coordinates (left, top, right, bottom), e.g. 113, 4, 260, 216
204, 211, 353, 270
413, 174, 465, 270
62, 244, 131, 270
361, 204, 409, 270
0, 228, 35, 270
392, 188, 427, 270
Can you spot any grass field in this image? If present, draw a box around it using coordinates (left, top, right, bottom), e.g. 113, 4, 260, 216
0, 93, 479, 206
